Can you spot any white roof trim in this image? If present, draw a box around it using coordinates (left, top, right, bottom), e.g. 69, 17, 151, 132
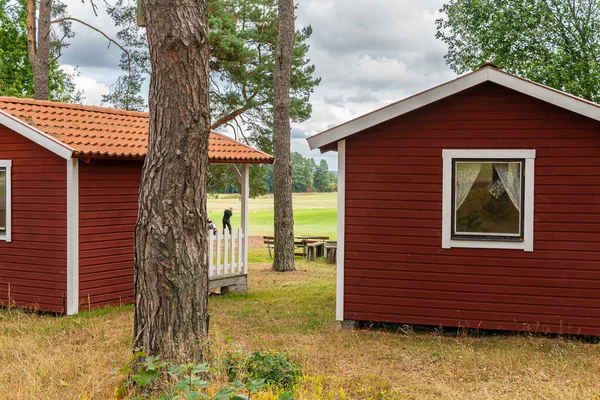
307, 67, 600, 150
0, 107, 74, 159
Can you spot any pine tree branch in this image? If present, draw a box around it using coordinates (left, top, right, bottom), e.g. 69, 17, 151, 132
211, 105, 251, 130
50, 17, 131, 76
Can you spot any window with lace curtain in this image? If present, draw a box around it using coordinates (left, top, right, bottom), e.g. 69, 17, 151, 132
442, 150, 535, 252
452, 160, 523, 240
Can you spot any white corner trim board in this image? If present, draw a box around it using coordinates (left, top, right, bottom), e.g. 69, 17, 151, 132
336, 140, 346, 321
306, 67, 600, 150
442, 149, 535, 252
0, 160, 12, 242
241, 163, 249, 274
66, 158, 79, 315
0, 108, 74, 160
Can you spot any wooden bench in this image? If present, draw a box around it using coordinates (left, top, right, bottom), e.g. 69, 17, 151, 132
263, 236, 308, 259
305, 242, 325, 261
263, 236, 275, 259
324, 241, 337, 264
303, 237, 330, 261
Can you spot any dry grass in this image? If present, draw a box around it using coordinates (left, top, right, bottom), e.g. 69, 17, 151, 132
1, 247, 600, 399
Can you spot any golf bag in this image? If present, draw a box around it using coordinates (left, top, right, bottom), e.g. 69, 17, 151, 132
207, 217, 218, 235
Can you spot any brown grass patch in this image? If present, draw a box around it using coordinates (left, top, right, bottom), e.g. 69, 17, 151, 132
1, 248, 600, 399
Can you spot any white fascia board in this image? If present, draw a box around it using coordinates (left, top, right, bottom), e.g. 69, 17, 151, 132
66, 158, 79, 315
306, 69, 490, 150
488, 69, 600, 123
0, 108, 74, 160
307, 67, 600, 150
336, 140, 346, 321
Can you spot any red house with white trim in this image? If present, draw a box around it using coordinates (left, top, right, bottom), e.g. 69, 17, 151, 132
0, 97, 273, 314
307, 65, 600, 335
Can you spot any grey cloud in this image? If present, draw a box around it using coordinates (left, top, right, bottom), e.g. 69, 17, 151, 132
60, 0, 126, 70
323, 95, 344, 106
324, 93, 379, 105
346, 93, 380, 104
298, 1, 446, 59
296, 0, 453, 95
62, 38, 123, 70
291, 129, 309, 139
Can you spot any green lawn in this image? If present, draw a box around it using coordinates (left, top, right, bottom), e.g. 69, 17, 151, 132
207, 192, 338, 239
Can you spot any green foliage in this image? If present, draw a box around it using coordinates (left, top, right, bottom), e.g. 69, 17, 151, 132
118, 351, 280, 400
313, 159, 333, 192
105, 0, 320, 146
225, 350, 302, 389
0, 0, 82, 102
208, 153, 334, 195
291, 152, 334, 193
291, 152, 314, 192
436, 0, 600, 102
207, 164, 269, 198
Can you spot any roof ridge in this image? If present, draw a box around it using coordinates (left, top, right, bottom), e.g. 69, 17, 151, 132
307, 67, 600, 150
0, 96, 149, 118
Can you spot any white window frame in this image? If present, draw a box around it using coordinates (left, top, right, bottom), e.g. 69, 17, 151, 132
0, 160, 12, 242
442, 150, 535, 252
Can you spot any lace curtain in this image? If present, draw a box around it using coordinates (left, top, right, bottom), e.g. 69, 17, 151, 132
455, 163, 482, 210
0, 169, 5, 229
493, 163, 521, 212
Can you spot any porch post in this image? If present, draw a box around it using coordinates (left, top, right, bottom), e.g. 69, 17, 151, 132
241, 163, 249, 273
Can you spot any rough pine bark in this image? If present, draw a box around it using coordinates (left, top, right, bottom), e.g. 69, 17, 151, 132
27, 0, 51, 100
272, 0, 295, 272
134, 0, 211, 362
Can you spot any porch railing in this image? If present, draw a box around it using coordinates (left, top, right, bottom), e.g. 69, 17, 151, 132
209, 228, 245, 278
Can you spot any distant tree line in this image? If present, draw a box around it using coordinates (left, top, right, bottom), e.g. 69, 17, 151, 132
207, 152, 336, 196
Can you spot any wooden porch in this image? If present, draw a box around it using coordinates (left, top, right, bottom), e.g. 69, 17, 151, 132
208, 228, 247, 293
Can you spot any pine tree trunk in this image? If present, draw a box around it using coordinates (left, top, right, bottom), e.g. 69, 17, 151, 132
27, 0, 51, 100
134, 0, 211, 363
272, 0, 295, 272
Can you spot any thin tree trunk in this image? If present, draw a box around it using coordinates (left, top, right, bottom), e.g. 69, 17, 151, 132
27, 0, 51, 100
134, 0, 211, 363
272, 0, 295, 272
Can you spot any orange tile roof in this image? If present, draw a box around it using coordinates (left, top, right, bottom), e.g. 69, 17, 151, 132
0, 97, 274, 163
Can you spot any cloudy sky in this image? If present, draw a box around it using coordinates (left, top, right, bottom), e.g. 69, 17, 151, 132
60, 0, 456, 169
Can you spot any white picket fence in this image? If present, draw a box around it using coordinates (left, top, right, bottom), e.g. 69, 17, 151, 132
209, 227, 245, 278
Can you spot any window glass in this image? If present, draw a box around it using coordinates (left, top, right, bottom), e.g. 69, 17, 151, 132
453, 160, 523, 239
0, 167, 5, 232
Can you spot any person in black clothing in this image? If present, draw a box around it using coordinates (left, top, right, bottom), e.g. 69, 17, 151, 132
222, 207, 233, 234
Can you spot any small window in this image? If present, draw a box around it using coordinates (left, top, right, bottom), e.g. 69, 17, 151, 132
442, 150, 535, 252
0, 160, 11, 242
452, 160, 524, 241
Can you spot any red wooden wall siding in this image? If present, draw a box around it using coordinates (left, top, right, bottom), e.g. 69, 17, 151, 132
344, 82, 600, 335
0, 125, 67, 312
78, 160, 142, 309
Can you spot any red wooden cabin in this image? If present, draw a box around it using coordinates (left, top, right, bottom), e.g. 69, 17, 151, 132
0, 98, 273, 314
307, 65, 600, 335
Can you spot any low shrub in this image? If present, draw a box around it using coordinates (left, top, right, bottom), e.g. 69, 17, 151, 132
116, 351, 294, 400
225, 350, 302, 389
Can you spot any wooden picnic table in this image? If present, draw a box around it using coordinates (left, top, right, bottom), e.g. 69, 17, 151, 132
295, 236, 330, 259
263, 235, 330, 259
